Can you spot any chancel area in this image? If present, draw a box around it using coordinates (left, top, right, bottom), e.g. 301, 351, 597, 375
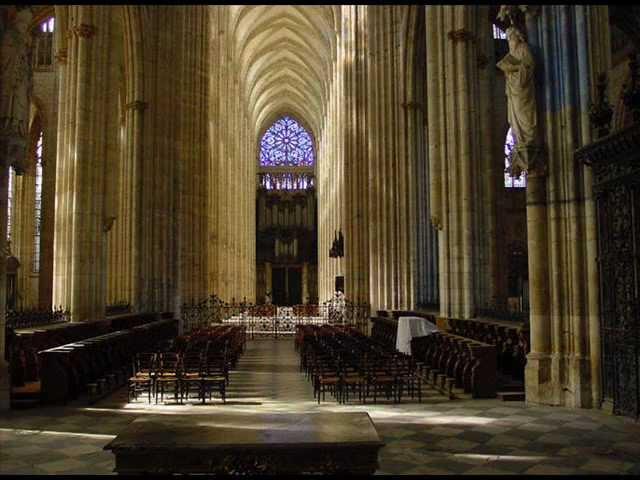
1, 4, 640, 475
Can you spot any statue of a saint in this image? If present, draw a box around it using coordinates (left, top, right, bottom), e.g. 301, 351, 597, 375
497, 25, 538, 152
0, 6, 34, 172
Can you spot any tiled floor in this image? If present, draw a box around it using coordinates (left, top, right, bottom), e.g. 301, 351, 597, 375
1, 338, 640, 475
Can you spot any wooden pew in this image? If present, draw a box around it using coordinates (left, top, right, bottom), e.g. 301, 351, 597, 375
447, 317, 529, 381
39, 317, 178, 405
411, 332, 497, 399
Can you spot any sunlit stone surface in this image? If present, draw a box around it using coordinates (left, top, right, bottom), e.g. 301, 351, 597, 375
1, 338, 640, 475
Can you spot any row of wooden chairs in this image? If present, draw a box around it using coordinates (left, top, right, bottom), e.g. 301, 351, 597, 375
128, 326, 246, 404
298, 325, 423, 404
128, 351, 227, 404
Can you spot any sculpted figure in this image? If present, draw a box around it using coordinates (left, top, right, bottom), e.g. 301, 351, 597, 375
497, 25, 538, 150
0, 6, 33, 172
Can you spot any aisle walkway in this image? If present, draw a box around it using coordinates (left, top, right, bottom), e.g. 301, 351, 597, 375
1, 338, 640, 475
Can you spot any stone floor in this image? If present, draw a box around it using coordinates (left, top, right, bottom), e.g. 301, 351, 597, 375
1, 338, 640, 475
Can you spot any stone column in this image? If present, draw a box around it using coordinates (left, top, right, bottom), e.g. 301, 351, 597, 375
53, 6, 112, 322
0, 159, 11, 408
426, 5, 487, 320
523, 154, 552, 402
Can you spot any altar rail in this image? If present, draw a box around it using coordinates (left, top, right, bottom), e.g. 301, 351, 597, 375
182, 295, 370, 334
5, 307, 70, 330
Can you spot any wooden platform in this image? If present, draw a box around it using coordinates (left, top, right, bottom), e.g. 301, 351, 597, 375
104, 412, 384, 474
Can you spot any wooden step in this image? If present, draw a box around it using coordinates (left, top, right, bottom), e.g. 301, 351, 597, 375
497, 391, 525, 401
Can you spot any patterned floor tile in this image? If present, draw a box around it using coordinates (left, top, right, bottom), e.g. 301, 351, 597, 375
465, 465, 517, 475
454, 430, 493, 444
1, 338, 640, 476
434, 437, 480, 452
37, 458, 89, 474
524, 464, 580, 475
580, 457, 634, 473
515, 421, 560, 433
428, 426, 465, 437
484, 434, 531, 448
423, 459, 475, 474
536, 432, 574, 444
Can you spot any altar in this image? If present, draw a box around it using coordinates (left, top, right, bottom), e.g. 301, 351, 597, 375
104, 412, 384, 474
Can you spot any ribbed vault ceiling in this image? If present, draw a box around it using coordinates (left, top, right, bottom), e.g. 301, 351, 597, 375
229, 5, 339, 140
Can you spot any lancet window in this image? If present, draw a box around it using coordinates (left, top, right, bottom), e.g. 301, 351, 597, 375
33, 131, 43, 273
504, 128, 527, 188
33, 16, 55, 69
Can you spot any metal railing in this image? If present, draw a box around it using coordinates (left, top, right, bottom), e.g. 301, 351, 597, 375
5, 306, 70, 330
181, 294, 370, 334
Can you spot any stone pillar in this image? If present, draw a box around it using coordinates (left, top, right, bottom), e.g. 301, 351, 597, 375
523, 154, 553, 403
0, 159, 11, 409
425, 5, 488, 320
521, 5, 607, 408
53, 6, 111, 322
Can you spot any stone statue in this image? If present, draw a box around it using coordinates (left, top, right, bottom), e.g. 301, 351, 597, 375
0, 6, 34, 173
496, 6, 540, 175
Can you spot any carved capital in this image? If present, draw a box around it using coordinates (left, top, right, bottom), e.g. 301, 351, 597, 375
125, 100, 148, 112
71, 23, 97, 39
447, 29, 476, 43
55, 49, 68, 64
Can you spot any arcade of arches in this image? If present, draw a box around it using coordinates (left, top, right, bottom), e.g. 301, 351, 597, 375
1, 5, 640, 469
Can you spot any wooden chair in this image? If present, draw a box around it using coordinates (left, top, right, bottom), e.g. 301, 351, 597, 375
201, 359, 226, 403
314, 362, 341, 404
155, 352, 181, 404
180, 351, 204, 403
339, 365, 366, 404
128, 352, 156, 403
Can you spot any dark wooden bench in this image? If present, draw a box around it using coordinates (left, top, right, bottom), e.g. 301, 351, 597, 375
411, 331, 496, 399
39, 317, 178, 405
447, 317, 529, 382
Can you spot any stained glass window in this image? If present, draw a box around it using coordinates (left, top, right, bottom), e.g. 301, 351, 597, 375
504, 128, 527, 188
7, 166, 16, 242
260, 172, 314, 190
260, 116, 315, 167
33, 131, 44, 273
493, 24, 507, 39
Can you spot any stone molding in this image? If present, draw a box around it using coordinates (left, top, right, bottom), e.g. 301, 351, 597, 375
71, 23, 97, 39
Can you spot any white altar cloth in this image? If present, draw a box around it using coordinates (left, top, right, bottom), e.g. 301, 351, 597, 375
396, 316, 439, 354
